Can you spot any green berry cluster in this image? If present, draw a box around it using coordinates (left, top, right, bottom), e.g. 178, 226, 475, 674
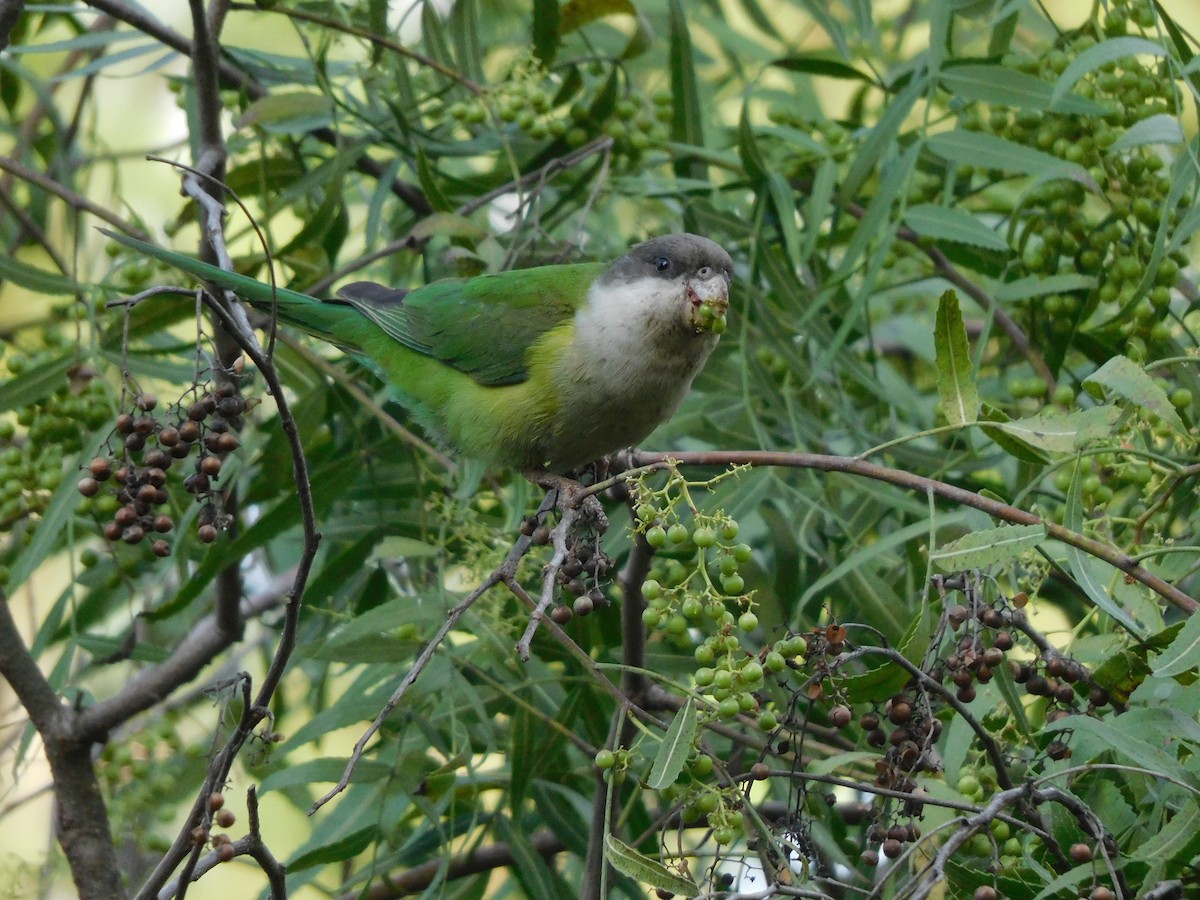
0, 329, 115, 554
955, 1, 1190, 355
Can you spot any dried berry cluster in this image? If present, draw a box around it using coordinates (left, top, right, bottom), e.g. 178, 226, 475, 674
79, 382, 249, 555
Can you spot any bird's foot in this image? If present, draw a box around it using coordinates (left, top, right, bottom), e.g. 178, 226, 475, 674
522, 470, 608, 532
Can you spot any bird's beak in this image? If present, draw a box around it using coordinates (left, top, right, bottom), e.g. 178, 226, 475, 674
687, 273, 730, 333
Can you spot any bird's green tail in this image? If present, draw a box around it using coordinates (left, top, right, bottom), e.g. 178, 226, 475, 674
102, 231, 367, 346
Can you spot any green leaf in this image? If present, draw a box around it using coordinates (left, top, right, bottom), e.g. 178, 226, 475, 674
1107, 112, 1184, 153
0, 254, 79, 295
667, 0, 705, 185
840, 75, 923, 209
1063, 458, 1147, 638
0, 353, 75, 414
979, 403, 1051, 464
934, 289, 980, 426
1137, 800, 1200, 876
410, 212, 488, 242
939, 64, 1103, 114
258, 758, 393, 794
288, 825, 378, 872
930, 524, 1046, 571
1153, 609, 1200, 677
648, 699, 697, 790
993, 273, 1096, 302
843, 600, 931, 703
234, 91, 332, 132
560, 0, 636, 34
927, 130, 1088, 181
993, 406, 1121, 453
1084, 355, 1187, 434
1050, 36, 1167, 106
1044, 713, 1194, 786
771, 53, 873, 82
905, 204, 1008, 252
532, 0, 561, 64
604, 834, 698, 897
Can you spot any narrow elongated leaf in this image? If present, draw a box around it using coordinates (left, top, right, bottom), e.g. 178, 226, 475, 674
1084, 355, 1187, 433
980, 402, 1051, 463
1051, 36, 1167, 105
940, 65, 1103, 114
994, 406, 1121, 453
532, 0, 560, 64
648, 699, 697, 789
667, 0, 704, 184
604, 835, 699, 897
771, 53, 873, 82
930, 524, 1046, 571
235, 92, 332, 132
0, 254, 79, 294
560, 0, 636, 34
928, 130, 1087, 181
0, 354, 75, 413
1063, 459, 1147, 637
905, 205, 1007, 251
1044, 713, 1192, 785
1153, 610, 1200, 677
994, 273, 1096, 302
933, 290, 979, 425
288, 825, 378, 872
1107, 112, 1184, 153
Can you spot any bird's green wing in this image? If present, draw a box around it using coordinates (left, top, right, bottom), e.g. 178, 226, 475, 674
338, 262, 604, 386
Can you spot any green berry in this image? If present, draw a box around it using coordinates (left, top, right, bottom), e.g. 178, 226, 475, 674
642, 579, 662, 600
737, 611, 758, 632
646, 525, 667, 548
757, 710, 778, 731
719, 520, 739, 541
594, 749, 616, 769
765, 651, 786, 672
741, 661, 764, 684
722, 575, 746, 596
692, 526, 716, 548
732, 543, 753, 563
667, 523, 689, 544
713, 669, 734, 690
718, 697, 740, 719
719, 555, 739, 577
1170, 388, 1192, 410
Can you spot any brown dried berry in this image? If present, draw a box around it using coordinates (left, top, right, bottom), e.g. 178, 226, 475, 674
550, 605, 573, 625
189, 826, 208, 846
115, 413, 134, 435
78, 477, 100, 497
187, 402, 208, 421
217, 396, 244, 418
860, 712, 880, 730
136, 484, 158, 504
531, 525, 551, 545
829, 705, 853, 729
1068, 842, 1092, 863
124, 432, 146, 452
956, 685, 977, 703
158, 426, 180, 447
170, 443, 191, 459
89, 457, 112, 480
123, 525, 145, 544
133, 416, 155, 436
154, 515, 174, 533
209, 792, 225, 811
115, 505, 137, 527
1091, 888, 1114, 900
974, 888, 997, 900
216, 843, 235, 863
215, 809, 235, 828
992, 631, 1013, 651
888, 701, 911, 725
881, 838, 903, 859
860, 849, 879, 866
103, 521, 122, 541
179, 421, 201, 443
198, 524, 218, 543
1046, 740, 1071, 760
135, 392, 157, 411
152, 540, 170, 558
200, 456, 222, 477
184, 473, 211, 494
217, 433, 240, 453
867, 729, 887, 748
572, 596, 594, 617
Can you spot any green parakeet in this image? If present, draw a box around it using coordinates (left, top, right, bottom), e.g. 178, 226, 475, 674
107, 232, 732, 473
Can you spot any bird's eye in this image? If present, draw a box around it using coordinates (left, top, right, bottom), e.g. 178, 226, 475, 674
698, 266, 712, 278
656, 257, 671, 272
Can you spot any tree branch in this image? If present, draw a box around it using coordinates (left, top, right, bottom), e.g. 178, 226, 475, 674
629, 450, 1197, 615
0, 593, 123, 898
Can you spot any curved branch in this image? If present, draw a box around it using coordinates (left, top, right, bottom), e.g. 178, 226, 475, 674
629, 450, 1197, 615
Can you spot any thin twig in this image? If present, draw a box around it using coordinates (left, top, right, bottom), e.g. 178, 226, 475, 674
629, 450, 1197, 615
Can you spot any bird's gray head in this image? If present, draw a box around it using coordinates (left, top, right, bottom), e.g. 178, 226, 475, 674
597, 233, 733, 334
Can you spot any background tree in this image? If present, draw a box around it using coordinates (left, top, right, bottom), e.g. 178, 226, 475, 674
1, 1, 1199, 898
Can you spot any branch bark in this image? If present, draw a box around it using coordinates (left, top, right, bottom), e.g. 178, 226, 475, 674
0, 593, 123, 898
